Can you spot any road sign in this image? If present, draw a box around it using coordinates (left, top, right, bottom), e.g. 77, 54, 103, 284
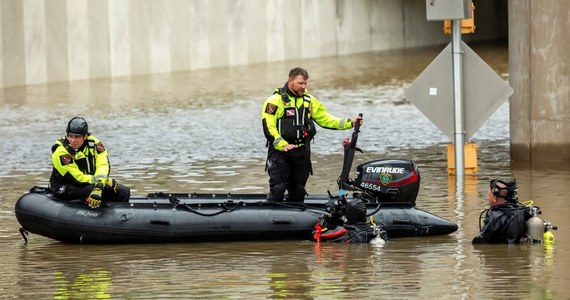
426, 0, 472, 21
405, 41, 513, 140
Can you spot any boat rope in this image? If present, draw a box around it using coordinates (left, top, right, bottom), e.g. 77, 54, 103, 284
150, 192, 327, 216
180, 201, 246, 217
366, 202, 382, 218
265, 201, 325, 216
156, 193, 245, 216
19, 228, 28, 244
169, 195, 180, 208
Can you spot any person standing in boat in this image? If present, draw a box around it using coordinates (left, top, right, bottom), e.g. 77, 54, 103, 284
261, 67, 362, 203
50, 117, 130, 208
472, 179, 531, 244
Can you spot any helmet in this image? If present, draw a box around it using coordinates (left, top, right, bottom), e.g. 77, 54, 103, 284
345, 199, 367, 224
490, 178, 518, 202
66, 117, 89, 135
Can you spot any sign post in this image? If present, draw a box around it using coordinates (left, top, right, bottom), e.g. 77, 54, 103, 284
407, 0, 513, 187
451, 19, 465, 182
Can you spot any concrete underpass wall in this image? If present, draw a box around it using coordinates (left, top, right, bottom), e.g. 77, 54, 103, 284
0, 0, 505, 89
509, 0, 570, 162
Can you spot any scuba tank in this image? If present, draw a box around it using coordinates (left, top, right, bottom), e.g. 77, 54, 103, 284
524, 203, 558, 245
543, 222, 557, 246
526, 206, 544, 243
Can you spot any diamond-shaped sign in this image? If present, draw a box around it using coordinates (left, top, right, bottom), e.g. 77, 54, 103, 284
405, 41, 513, 140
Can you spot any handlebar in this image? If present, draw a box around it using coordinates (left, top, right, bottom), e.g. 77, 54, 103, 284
337, 113, 363, 192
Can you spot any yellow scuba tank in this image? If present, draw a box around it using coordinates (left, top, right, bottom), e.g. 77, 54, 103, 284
543, 222, 557, 246
543, 229, 554, 245
526, 206, 544, 243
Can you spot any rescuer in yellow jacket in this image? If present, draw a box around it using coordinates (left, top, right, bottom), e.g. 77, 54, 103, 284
50, 117, 130, 208
261, 67, 362, 203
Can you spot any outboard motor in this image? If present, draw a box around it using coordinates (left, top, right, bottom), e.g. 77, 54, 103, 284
353, 159, 420, 206
335, 115, 420, 206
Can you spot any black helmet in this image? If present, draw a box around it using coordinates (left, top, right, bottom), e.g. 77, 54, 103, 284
66, 117, 89, 135
345, 199, 367, 224
490, 178, 518, 202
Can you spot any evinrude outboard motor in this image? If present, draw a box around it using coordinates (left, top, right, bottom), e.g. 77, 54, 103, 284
353, 159, 420, 206
336, 113, 420, 206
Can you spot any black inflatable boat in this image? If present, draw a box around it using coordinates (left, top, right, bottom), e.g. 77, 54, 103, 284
15, 188, 457, 243
14, 115, 458, 243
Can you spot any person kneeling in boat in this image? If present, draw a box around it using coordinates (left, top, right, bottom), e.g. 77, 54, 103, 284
313, 198, 387, 244
49, 117, 130, 209
472, 178, 532, 244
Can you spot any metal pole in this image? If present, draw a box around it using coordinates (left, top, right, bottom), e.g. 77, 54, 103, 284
452, 19, 465, 185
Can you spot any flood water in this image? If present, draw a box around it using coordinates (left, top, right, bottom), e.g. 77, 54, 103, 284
2, 41, 569, 299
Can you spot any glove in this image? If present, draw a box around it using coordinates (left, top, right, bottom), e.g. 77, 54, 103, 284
87, 182, 104, 209
106, 178, 118, 193
317, 212, 333, 227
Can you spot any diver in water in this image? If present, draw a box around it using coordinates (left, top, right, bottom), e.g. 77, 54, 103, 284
472, 178, 532, 244
313, 198, 388, 244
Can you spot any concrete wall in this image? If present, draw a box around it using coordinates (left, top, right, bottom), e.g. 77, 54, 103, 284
509, 0, 570, 161
0, 0, 504, 89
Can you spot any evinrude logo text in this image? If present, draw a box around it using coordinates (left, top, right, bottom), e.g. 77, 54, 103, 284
366, 167, 405, 174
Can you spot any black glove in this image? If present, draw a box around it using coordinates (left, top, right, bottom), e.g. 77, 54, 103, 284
106, 178, 118, 193
318, 212, 333, 227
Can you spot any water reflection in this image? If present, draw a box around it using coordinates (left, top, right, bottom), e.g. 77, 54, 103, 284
471, 245, 547, 298
2, 41, 570, 298
52, 269, 112, 299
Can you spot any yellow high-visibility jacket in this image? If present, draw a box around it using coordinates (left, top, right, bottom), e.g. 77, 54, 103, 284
50, 135, 110, 186
262, 88, 353, 151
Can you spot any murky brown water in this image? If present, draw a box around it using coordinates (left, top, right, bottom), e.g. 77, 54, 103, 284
2, 41, 569, 299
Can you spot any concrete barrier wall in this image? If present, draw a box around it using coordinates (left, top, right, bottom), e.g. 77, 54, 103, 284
509, 0, 570, 162
0, 0, 502, 89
